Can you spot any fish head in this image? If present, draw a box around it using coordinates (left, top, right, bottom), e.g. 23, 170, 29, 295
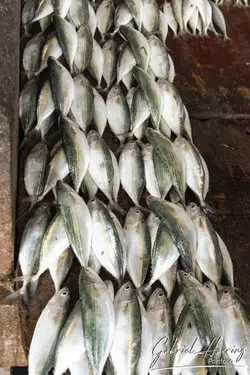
115, 282, 136, 303
35, 202, 51, 217
48, 287, 70, 319
203, 281, 217, 298
147, 288, 169, 311
87, 130, 101, 148
177, 270, 201, 290
79, 267, 105, 292
107, 85, 122, 101
141, 143, 153, 158
124, 206, 145, 228
187, 202, 202, 220
218, 287, 235, 309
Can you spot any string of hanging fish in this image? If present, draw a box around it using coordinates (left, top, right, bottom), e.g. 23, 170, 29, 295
16, 0, 250, 374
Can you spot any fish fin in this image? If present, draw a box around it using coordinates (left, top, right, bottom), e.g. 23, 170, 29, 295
29, 279, 39, 297
114, 143, 124, 156
201, 202, 217, 216
108, 201, 126, 215
1, 285, 29, 307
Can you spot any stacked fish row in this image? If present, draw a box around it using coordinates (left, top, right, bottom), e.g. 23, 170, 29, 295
215, 0, 249, 6
18, 0, 250, 375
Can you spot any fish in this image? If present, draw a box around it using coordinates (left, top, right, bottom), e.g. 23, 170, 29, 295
88, 39, 104, 87
124, 207, 151, 287
197, 0, 212, 35
24, 141, 49, 204
148, 35, 170, 80
117, 43, 136, 85
60, 116, 90, 193
163, 1, 178, 36
19, 79, 39, 135
130, 87, 150, 135
209, 0, 228, 38
39, 14, 52, 31
148, 222, 179, 288
32, 0, 54, 22
36, 79, 55, 127
79, 267, 115, 375
145, 128, 185, 202
88, 130, 120, 205
147, 288, 173, 375
88, 248, 102, 274
103, 40, 118, 89
147, 212, 161, 250
74, 24, 93, 74
28, 287, 70, 375
48, 57, 75, 116
119, 26, 150, 71
187, 202, 222, 286
137, 300, 153, 375
56, 181, 92, 266
178, 271, 224, 374
147, 197, 196, 273
142, 0, 159, 35
188, 6, 199, 34
52, 0, 71, 18
93, 87, 107, 136
219, 288, 250, 375
123, 0, 143, 30
69, 74, 94, 132
109, 282, 142, 375
174, 137, 209, 208
49, 247, 74, 291
15, 204, 51, 303
158, 79, 185, 136
142, 143, 162, 198
119, 141, 145, 206
114, 3, 133, 32
54, 301, 85, 375
88, 2, 97, 36
182, 0, 199, 32
23, 33, 44, 78
158, 10, 169, 44
22, 0, 36, 35
53, 15, 77, 72
68, 0, 89, 29
159, 261, 178, 298
217, 232, 234, 286
171, 0, 184, 34
36, 33, 63, 75
133, 67, 163, 129
96, 0, 115, 39
88, 198, 125, 282
39, 145, 69, 200
106, 85, 131, 144
69, 355, 92, 375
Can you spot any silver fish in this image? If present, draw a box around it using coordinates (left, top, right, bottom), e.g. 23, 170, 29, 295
53, 15, 77, 71
69, 355, 92, 375
187, 202, 222, 287
32, 0, 54, 22
197, 0, 212, 35
159, 261, 178, 298
182, 0, 199, 31
56, 181, 92, 266
52, 0, 71, 18
114, 3, 133, 31
188, 6, 199, 34
147, 288, 173, 374
217, 232, 234, 287
36, 33, 63, 74
81, 170, 98, 200
39, 14, 52, 31
39, 146, 69, 200
79, 267, 115, 375
124, 207, 151, 288
158, 79, 185, 136
69, 74, 94, 132
88, 130, 120, 204
148, 35, 170, 80
103, 39, 118, 89
88, 2, 97, 36
137, 299, 153, 375
123, 0, 143, 30
117, 43, 136, 85
107, 85, 131, 144
54, 301, 85, 375
109, 282, 142, 375
130, 87, 150, 135
17, 204, 51, 303
23, 33, 44, 78
48, 57, 74, 116
147, 197, 196, 273
163, 1, 178, 36
96, 0, 115, 39
142, 143, 161, 198
60, 116, 90, 193
49, 247, 74, 291
174, 136, 209, 208
171, 0, 184, 34
37, 80, 55, 126
209, 0, 228, 38
133, 67, 163, 129
93, 87, 107, 136
19, 79, 39, 135
119, 141, 145, 206
122, 70, 135, 90
158, 10, 169, 44
22, 0, 36, 35
88, 198, 125, 282
142, 0, 159, 35
119, 26, 150, 71
28, 288, 70, 375
24, 142, 49, 202
74, 24, 93, 73
68, 0, 89, 28
88, 39, 104, 87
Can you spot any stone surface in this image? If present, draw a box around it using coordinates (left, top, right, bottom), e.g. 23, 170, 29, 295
0, 369, 11, 375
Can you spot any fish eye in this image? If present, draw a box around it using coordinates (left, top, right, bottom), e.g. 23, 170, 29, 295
89, 130, 95, 135
135, 209, 140, 214
125, 284, 130, 290
190, 203, 196, 210
183, 272, 189, 277
223, 290, 229, 294
61, 290, 68, 297
205, 283, 210, 289
158, 292, 164, 297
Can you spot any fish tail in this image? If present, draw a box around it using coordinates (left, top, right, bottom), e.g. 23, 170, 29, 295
29, 279, 39, 297
201, 201, 217, 216
109, 201, 126, 215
